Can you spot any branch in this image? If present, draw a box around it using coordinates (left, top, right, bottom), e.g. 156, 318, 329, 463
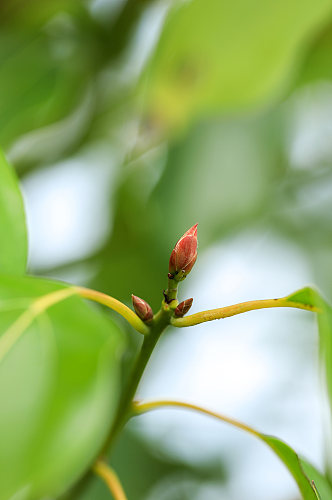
93, 460, 128, 500
133, 399, 260, 436
171, 295, 320, 328
74, 286, 149, 335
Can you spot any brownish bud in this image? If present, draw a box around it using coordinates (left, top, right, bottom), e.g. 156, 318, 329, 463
132, 295, 153, 322
174, 298, 193, 317
169, 224, 198, 280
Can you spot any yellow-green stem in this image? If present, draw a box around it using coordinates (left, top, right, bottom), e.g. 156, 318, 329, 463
74, 286, 149, 335
171, 296, 320, 328
93, 460, 127, 500
133, 399, 261, 436
83, 289, 320, 473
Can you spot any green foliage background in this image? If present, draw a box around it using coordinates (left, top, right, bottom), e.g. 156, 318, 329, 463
1, 0, 332, 498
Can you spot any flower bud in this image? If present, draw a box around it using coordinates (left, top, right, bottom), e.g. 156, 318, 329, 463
169, 224, 198, 280
174, 298, 193, 317
132, 295, 153, 322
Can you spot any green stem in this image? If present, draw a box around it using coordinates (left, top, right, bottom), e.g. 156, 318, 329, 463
102, 307, 170, 453
165, 277, 179, 302
100, 286, 321, 455
74, 286, 149, 335
171, 296, 321, 328
133, 399, 261, 437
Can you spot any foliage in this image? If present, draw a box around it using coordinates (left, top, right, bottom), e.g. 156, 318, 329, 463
1, 0, 332, 498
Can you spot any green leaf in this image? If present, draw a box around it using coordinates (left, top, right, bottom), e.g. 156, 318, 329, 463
285, 287, 332, 415
293, 21, 332, 90
316, 300, 332, 401
315, 296, 332, 454
0, 150, 28, 275
253, 432, 332, 499
143, 0, 332, 130
260, 435, 322, 499
301, 460, 332, 500
285, 287, 319, 307
0, 274, 124, 500
284, 286, 332, 483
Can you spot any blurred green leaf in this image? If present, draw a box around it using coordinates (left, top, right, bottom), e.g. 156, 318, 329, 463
294, 22, 332, 88
0, 0, 158, 167
0, 3, 119, 155
0, 274, 124, 500
150, 115, 280, 245
0, 26, 91, 150
143, 0, 332, 131
0, 0, 82, 28
0, 150, 27, 274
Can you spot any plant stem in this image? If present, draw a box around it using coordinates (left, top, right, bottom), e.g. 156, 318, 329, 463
102, 307, 171, 453
93, 460, 127, 500
165, 277, 179, 302
171, 296, 320, 328
74, 286, 149, 335
98, 288, 320, 455
133, 399, 261, 437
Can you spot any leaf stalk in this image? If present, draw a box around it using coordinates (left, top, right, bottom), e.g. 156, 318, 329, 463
93, 460, 128, 500
171, 296, 320, 328
74, 286, 149, 335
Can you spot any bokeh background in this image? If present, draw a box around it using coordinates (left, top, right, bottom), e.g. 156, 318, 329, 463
2, 0, 332, 498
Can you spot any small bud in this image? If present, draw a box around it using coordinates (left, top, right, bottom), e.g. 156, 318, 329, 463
174, 298, 193, 317
132, 295, 153, 322
169, 224, 198, 280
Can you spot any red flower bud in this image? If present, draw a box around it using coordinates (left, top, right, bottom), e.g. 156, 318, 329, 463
174, 298, 193, 317
169, 224, 198, 279
132, 295, 153, 322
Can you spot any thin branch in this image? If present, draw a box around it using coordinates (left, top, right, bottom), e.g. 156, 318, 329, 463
74, 286, 149, 335
171, 296, 320, 328
133, 399, 260, 437
93, 460, 128, 500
